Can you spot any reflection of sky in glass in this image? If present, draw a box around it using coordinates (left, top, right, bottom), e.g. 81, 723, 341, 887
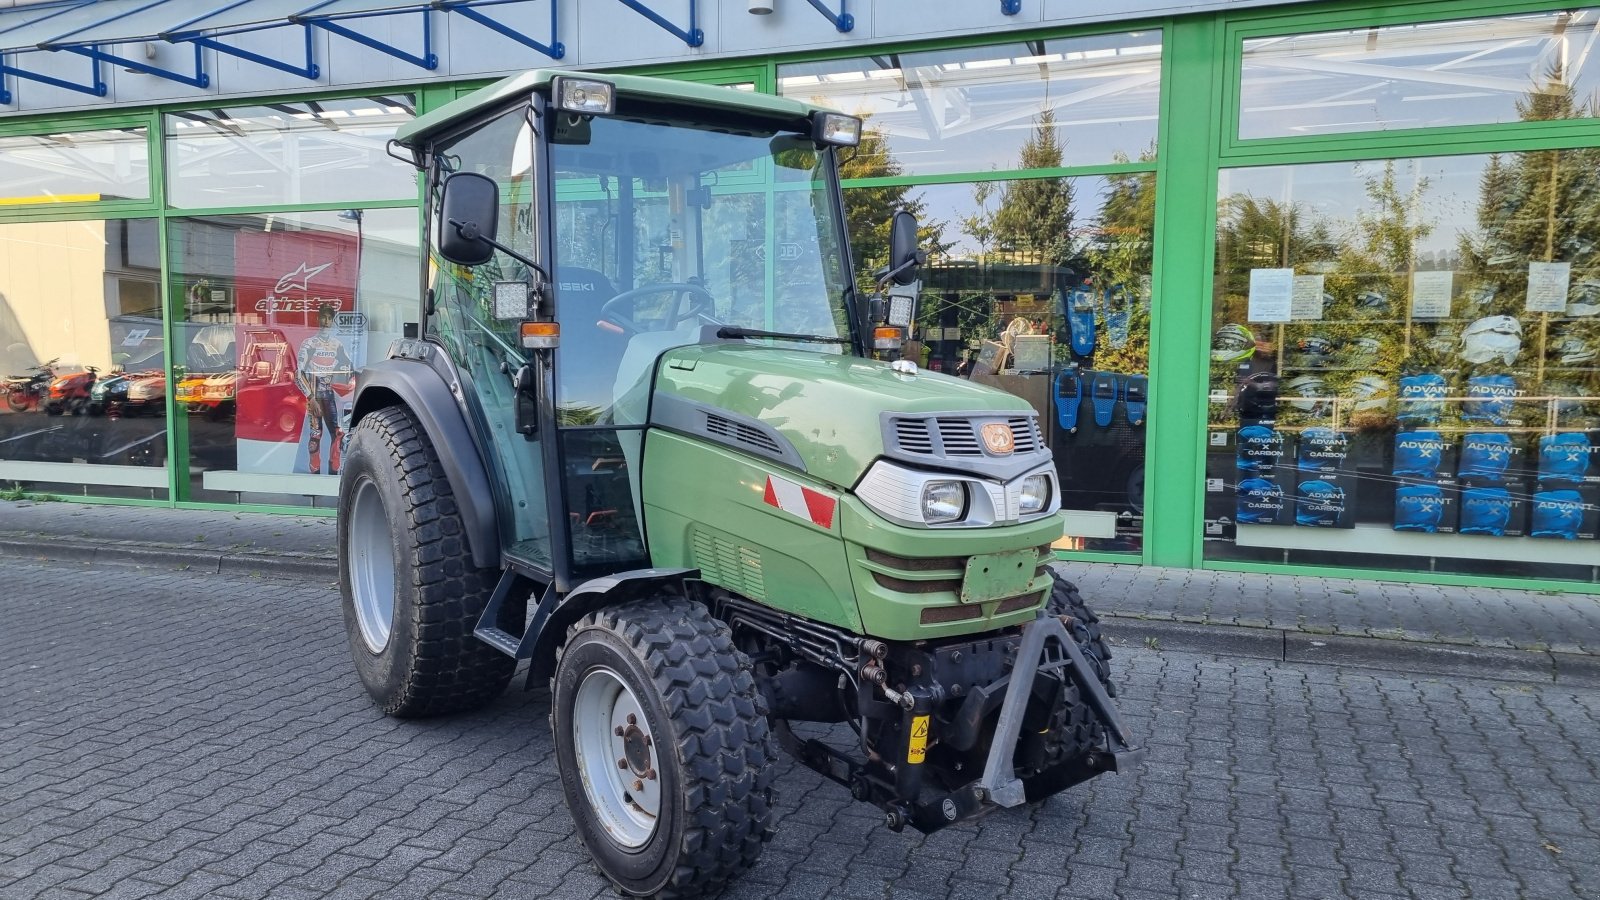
906, 176, 1129, 259
1241, 9, 1600, 138
1219, 156, 1491, 258
0, 128, 150, 202
779, 32, 1161, 176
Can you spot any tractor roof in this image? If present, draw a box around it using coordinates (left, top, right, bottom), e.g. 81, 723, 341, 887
395, 69, 835, 149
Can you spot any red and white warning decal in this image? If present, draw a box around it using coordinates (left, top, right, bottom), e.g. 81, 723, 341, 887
762, 474, 836, 530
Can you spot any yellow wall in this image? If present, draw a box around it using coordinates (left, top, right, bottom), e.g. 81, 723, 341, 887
0, 220, 114, 375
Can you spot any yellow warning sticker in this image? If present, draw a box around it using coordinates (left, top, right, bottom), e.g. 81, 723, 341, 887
907, 715, 930, 764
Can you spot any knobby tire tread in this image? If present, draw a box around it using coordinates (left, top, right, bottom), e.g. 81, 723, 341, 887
557, 597, 777, 899
361, 406, 514, 717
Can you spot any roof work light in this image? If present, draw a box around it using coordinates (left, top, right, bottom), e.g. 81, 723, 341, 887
813, 112, 862, 147
552, 77, 616, 116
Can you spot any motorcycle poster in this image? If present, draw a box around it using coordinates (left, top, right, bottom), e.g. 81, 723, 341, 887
231, 230, 365, 477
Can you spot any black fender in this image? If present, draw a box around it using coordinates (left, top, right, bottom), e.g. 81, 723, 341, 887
529, 567, 699, 678
350, 355, 500, 570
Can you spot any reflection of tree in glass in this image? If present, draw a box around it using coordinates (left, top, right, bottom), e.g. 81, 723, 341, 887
1457, 68, 1600, 419
1083, 158, 1156, 375
841, 118, 945, 293
991, 110, 1073, 267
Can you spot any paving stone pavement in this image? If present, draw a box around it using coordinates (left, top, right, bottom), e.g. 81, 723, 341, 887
3, 558, 1599, 900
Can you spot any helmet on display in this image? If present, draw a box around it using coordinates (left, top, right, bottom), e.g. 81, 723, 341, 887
1284, 374, 1331, 417
1348, 374, 1392, 411
1467, 284, 1498, 307
1552, 326, 1598, 366
1568, 278, 1600, 317
1345, 336, 1381, 362
1294, 334, 1337, 367
1461, 315, 1523, 365
1544, 382, 1590, 423
1212, 323, 1256, 361
1355, 290, 1390, 315
1237, 370, 1279, 420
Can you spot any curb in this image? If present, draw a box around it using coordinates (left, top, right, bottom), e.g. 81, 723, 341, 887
0, 536, 336, 581
1103, 616, 1600, 689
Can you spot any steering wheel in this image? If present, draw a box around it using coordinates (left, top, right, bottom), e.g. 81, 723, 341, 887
598, 283, 716, 334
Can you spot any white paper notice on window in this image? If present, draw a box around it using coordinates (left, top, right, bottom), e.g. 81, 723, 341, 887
1247, 268, 1294, 323
1289, 275, 1324, 321
1410, 270, 1453, 318
1526, 261, 1571, 313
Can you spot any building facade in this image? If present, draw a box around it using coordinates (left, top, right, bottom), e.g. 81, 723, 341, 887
1, 0, 1597, 590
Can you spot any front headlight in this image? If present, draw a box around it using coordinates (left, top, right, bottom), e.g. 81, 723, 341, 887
921, 480, 966, 524
1018, 473, 1050, 515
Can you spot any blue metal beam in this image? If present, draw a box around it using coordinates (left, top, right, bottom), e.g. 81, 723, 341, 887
165, 0, 321, 81
55, 40, 210, 89
186, 26, 319, 80
437, 0, 564, 60
803, 0, 853, 32
614, 0, 701, 48
1001, 0, 1021, 14
293, 5, 437, 71
0, 51, 107, 103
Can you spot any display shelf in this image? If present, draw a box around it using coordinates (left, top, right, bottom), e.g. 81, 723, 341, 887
1237, 522, 1597, 565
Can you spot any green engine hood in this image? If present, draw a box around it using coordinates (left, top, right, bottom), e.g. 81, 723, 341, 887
650, 345, 1033, 489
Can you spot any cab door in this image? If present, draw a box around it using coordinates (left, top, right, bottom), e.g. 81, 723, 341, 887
425, 105, 553, 570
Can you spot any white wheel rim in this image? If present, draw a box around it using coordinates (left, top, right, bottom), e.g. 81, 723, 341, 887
348, 477, 396, 654
573, 667, 661, 848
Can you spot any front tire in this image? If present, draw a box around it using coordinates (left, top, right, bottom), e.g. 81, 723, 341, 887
337, 405, 515, 717
1029, 571, 1116, 771
552, 597, 777, 898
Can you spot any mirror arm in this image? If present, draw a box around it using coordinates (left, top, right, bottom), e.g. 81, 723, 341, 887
874, 250, 926, 287
447, 218, 550, 281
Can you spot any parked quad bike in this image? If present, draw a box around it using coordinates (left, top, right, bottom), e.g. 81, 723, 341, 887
338, 71, 1143, 900
4, 358, 57, 413
44, 366, 99, 416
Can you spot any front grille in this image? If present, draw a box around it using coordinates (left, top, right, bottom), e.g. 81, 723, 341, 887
921, 604, 983, 625
894, 418, 934, 454
1009, 417, 1041, 452
866, 547, 966, 572
936, 418, 983, 455
872, 572, 961, 593
888, 413, 1046, 459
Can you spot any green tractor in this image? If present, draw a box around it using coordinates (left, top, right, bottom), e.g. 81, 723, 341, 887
339, 70, 1142, 898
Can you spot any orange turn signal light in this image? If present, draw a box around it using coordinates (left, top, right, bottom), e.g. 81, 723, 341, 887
520, 321, 560, 349
872, 326, 904, 350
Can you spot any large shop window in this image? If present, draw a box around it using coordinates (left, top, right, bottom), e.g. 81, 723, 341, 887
164, 96, 417, 209
778, 31, 1161, 176
845, 169, 1156, 553
1240, 8, 1600, 140
0, 128, 150, 204
0, 218, 166, 498
1206, 151, 1600, 582
167, 209, 420, 505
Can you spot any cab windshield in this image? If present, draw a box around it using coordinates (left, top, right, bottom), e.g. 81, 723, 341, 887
549, 113, 852, 426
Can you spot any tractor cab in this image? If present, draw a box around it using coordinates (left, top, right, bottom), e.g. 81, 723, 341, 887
402, 72, 873, 589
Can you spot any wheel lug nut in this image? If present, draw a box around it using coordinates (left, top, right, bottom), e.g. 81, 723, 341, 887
642, 735, 652, 747
617, 759, 628, 769
632, 779, 644, 792
626, 713, 637, 726
614, 726, 625, 737
644, 768, 657, 781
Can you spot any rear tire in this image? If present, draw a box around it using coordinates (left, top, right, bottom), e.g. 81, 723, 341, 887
552, 596, 777, 898
338, 405, 515, 717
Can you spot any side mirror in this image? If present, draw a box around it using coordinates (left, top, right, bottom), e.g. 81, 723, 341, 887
437, 171, 500, 266
887, 209, 924, 286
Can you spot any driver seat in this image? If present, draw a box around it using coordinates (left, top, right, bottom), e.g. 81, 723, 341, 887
554, 267, 631, 420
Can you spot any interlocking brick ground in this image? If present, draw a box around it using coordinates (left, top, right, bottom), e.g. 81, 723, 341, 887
2, 558, 1598, 899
